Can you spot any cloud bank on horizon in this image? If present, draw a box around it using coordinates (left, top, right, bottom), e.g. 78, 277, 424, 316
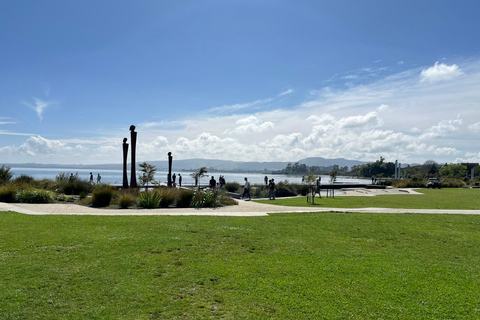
1, 1, 480, 166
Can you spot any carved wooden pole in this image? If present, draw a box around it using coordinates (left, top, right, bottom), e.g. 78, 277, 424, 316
130, 125, 138, 188
122, 138, 129, 189
167, 152, 173, 187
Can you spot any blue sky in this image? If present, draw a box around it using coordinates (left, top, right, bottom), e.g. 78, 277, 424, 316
1, 0, 480, 165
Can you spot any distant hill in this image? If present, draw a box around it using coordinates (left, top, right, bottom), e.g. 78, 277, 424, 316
6, 157, 368, 172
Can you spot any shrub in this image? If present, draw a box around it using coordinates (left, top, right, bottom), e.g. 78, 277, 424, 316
191, 189, 221, 208
217, 192, 238, 206
275, 180, 297, 197
56, 194, 76, 202
91, 186, 115, 207
17, 189, 55, 203
55, 172, 93, 195
137, 191, 161, 209
225, 182, 241, 193
13, 175, 35, 184
118, 192, 136, 209
158, 188, 178, 208
0, 185, 18, 203
176, 189, 194, 208
250, 184, 269, 198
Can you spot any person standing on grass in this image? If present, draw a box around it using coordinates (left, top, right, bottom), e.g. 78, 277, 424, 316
269, 179, 276, 200
178, 174, 182, 187
264, 175, 268, 185
242, 177, 251, 200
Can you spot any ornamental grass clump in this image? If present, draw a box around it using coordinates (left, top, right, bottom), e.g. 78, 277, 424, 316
157, 187, 178, 208
176, 189, 194, 208
91, 185, 115, 207
0, 185, 18, 203
118, 192, 137, 209
137, 191, 161, 209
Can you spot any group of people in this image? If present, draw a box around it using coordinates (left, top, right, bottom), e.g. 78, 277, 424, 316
209, 175, 226, 191
172, 173, 182, 187
241, 177, 276, 201
89, 172, 101, 184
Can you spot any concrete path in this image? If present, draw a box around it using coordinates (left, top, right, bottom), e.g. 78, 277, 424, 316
2, 199, 480, 216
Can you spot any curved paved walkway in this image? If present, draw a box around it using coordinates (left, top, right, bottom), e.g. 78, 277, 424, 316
2, 200, 480, 216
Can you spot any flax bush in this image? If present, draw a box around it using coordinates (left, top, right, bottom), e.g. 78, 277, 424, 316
137, 191, 162, 209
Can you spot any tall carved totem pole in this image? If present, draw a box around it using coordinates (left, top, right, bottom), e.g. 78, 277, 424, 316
122, 138, 129, 188
129, 125, 138, 188
167, 152, 173, 187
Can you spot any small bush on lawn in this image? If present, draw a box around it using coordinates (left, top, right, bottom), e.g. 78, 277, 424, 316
225, 182, 241, 193
176, 189, 194, 208
17, 189, 55, 203
91, 185, 115, 207
158, 188, 178, 208
0, 185, 18, 203
137, 191, 161, 209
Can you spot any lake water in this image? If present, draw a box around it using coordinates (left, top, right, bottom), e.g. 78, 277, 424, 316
9, 167, 372, 185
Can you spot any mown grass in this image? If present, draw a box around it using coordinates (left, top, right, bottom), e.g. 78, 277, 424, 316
256, 188, 480, 209
1, 211, 480, 319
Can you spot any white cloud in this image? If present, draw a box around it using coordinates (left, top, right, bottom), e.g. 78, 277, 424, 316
279, 89, 294, 96
223, 115, 275, 135
467, 122, 480, 134
420, 116, 463, 139
420, 62, 463, 82
208, 98, 273, 113
377, 104, 389, 112
23, 98, 54, 120
18, 136, 70, 156
337, 111, 382, 128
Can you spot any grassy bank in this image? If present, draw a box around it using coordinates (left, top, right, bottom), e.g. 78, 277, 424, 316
255, 188, 480, 209
1, 211, 480, 319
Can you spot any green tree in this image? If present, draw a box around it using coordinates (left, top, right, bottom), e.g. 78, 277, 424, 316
439, 164, 467, 179
0, 165, 14, 185
138, 162, 157, 187
190, 167, 208, 187
330, 168, 338, 184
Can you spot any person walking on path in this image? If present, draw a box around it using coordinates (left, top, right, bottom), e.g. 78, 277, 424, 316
178, 174, 182, 187
89, 172, 94, 185
97, 173, 101, 184
242, 177, 251, 200
268, 179, 276, 200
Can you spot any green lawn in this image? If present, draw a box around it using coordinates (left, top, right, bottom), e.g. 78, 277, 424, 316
1, 211, 480, 319
255, 188, 480, 209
